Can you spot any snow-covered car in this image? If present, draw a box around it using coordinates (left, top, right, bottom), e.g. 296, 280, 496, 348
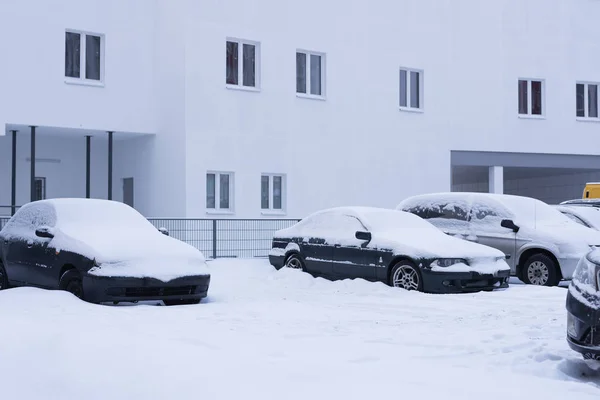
398, 192, 600, 287
0, 199, 210, 305
555, 204, 600, 230
268, 206, 511, 293
566, 248, 600, 360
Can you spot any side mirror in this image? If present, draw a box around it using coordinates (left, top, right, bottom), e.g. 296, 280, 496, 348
501, 219, 520, 233
158, 227, 170, 236
35, 226, 54, 239
355, 231, 372, 242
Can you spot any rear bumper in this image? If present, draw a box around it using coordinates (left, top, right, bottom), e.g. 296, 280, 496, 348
82, 274, 210, 304
422, 269, 511, 294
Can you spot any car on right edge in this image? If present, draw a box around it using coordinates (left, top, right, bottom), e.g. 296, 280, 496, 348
397, 192, 600, 286
566, 249, 600, 360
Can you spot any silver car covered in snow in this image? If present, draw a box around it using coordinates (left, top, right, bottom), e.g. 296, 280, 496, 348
398, 192, 600, 287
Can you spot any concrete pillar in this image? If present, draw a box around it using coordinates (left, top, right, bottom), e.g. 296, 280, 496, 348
489, 166, 504, 194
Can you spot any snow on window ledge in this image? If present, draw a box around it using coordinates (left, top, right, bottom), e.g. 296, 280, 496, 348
399, 106, 424, 113
576, 117, 600, 123
296, 93, 326, 101
65, 78, 105, 88
261, 210, 287, 216
225, 84, 260, 93
517, 114, 545, 120
206, 209, 235, 216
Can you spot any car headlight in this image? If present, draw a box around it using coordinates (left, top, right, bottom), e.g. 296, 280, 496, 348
567, 313, 578, 338
430, 258, 468, 268
573, 254, 599, 290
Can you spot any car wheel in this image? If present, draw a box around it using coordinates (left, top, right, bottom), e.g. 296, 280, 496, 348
521, 253, 560, 286
163, 299, 201, 306
60, 269, 84, 299
284, 254, 305, 271
389, 260, 423, 292
0, 261, 8, 290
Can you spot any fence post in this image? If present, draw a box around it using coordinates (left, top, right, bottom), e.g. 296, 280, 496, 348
212, 219, 217, 259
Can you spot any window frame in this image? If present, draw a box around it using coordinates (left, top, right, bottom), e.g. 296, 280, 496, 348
576, 81, 600, 121
296, 49, 326, 100
225, 37, 261, 91
206, 171, 235, 214
34, 177, 46, 201
260, 173, 286, 214
517, 78, 545, 118
399, 67, 424, 112
64, 29, 105, 87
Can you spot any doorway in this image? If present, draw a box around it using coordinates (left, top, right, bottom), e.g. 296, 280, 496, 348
123, 177, 134, 207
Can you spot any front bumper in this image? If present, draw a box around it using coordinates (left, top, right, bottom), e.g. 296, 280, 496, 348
566, 287, 600, 358
421, 269, 510, 294
82, 274, 210, 304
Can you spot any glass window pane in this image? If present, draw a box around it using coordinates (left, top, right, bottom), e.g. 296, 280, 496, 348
518, 80, 528, 114
85, 35, 101, 80
531, 80, 542, 115
226, 41, 238, 85
273, 176, 282, 210
576, 83, 585, 117
296, 52, 307, 93
399, 70, 407, 107
410, 71, 420, 108
65, 32, 81, 78
589, 84, 598, 118
261, 176, 270, 209
310, 54, 322, 95
220, 174, 230, 209
242, 44, 256, 87
206, 174, 216, 209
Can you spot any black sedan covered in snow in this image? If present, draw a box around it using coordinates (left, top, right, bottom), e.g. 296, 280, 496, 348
566, 249, 600, 360
269, 207, 511, 293
0, 199, 210, 305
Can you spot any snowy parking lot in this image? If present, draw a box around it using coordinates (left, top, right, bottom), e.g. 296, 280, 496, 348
1, 258, 599, 399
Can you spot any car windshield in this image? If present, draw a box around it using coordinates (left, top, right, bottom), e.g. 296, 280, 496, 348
496, 195, 573, 227
360, 209, 439, 232
563, 206, 600, 229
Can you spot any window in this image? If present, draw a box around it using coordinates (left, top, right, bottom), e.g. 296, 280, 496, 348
576, 82, 599, 119
206, 172, 234, 211
226, 39, 259, 89
65, 30, 103, 82
261, 174, 285, 212
296, 50, 325, 98
518, 79, 544, 116
399, 68, 423, 110
34, 177, 46, 201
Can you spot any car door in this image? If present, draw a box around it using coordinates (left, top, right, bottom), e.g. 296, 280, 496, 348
467, 199, 517, 272
1, 233, 30, 285
298, 236, 334, 278
330, 214, 378, 280
21, 234, 59, 288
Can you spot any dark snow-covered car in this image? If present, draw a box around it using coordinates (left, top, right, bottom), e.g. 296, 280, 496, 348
566, 249, 600, 360
269, 207, 511, 293
398, 192, 600, 287
0, 199, 210, 306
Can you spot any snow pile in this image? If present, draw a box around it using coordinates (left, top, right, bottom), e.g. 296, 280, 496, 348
1, 199, 209, 281
0, 258, 598, 399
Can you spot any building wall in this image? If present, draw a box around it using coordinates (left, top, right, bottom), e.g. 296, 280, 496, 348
0, 0, 157, 134
181, 0, 600, 219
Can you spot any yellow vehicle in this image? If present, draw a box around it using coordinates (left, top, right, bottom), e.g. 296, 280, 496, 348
583, 183, 600, 199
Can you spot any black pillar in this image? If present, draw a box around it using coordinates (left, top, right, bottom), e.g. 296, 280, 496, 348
86, 136, 91, 198
30, 126, 36, 202
10, 130, 17, 215
107, 131, 113, 200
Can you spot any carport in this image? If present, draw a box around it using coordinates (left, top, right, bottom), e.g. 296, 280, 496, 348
451, 151, 600, 204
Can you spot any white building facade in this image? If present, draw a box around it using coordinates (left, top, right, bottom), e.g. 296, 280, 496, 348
2, 0, 600, 219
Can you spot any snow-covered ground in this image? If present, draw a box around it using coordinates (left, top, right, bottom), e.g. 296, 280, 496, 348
1, 259, 599, 399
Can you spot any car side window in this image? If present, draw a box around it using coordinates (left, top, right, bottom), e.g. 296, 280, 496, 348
404, 202, 469, 221
469, 200, 514, 233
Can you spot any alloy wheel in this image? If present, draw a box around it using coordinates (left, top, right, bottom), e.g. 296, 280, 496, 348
285, 256, 303, 270
392, 265, 420, 290
527, 261, 549, 285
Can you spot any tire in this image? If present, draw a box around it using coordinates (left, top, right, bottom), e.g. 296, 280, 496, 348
0, 261, 8, 291
163, 298, 201, 306
389, 260, 423, 292
521, 253, 560, 286
59, 269, 84, 299
283, 254, 305, 271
